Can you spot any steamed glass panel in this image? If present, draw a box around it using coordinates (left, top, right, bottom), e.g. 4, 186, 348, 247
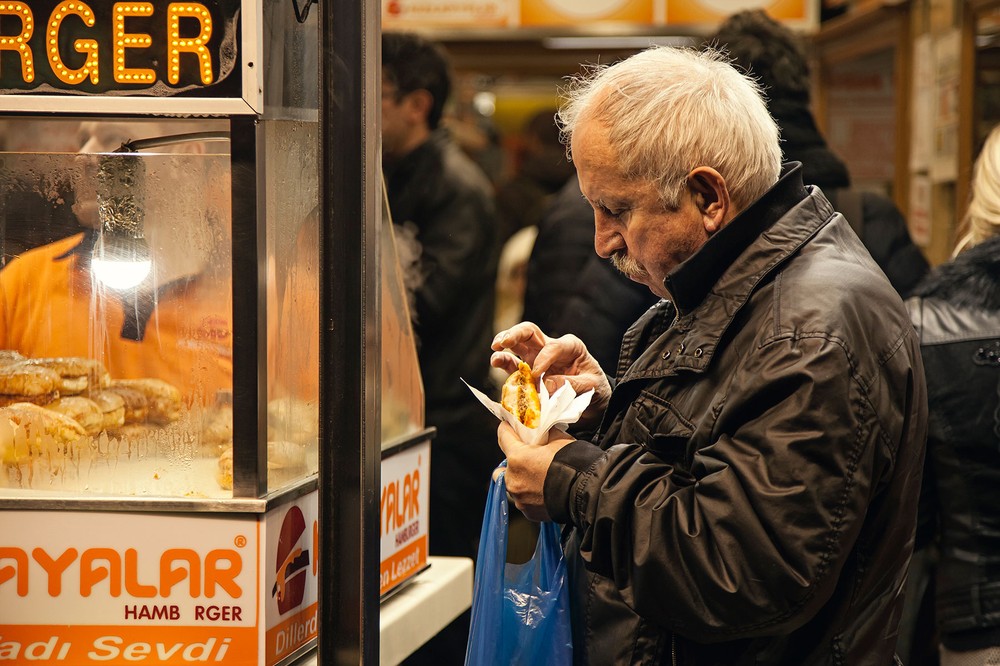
264, 120, 320, 492
380, 190, 425, 449
0, 117, 234, 498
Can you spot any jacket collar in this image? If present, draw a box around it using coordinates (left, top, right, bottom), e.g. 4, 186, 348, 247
912, 234, 1000, 310
621, 163, 828, 381
663, 162, 809, 317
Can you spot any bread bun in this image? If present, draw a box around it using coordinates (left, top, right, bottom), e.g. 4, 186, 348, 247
99, 385, 148, 424
0, 363, 61, 405
501, 361, 541, 428
1, 402, 87, 446
24, 357, 110, 395
0, 403, 87, 482
43, 396, 105, 435
88, 390, 126, 430
0, 350, 26, 366
107, 379, 182, 424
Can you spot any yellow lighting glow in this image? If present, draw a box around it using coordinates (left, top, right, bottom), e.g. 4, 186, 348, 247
167, 2, 212, 84
113, 1, 154, 85
48, 1, 98, 85
0, 2, 34, 83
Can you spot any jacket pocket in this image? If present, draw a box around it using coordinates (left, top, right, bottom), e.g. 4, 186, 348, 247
619, 390, 696, 469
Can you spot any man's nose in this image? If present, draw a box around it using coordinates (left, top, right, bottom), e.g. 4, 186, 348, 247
593, 218, 622, 259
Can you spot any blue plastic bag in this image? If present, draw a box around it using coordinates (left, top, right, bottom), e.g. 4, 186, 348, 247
465, 465, 573, 666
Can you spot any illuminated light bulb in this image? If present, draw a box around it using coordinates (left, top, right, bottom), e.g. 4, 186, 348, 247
92, 256, 151, 290
93, 258, 150, 289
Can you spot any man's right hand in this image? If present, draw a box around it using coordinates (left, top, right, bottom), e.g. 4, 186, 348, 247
491, 321, 611, 426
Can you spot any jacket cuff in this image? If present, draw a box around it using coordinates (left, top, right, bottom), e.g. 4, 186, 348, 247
544, 439, 604, 525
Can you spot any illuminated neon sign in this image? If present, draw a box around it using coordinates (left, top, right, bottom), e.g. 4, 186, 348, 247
0, 0, 241, 97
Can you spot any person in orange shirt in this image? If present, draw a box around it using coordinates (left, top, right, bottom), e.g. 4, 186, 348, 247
0, 118, 232, 406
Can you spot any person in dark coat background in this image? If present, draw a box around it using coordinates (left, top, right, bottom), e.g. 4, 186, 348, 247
381, 31, 502, 665
707, 9, 929, 299
494, 108, 575, 246
906, 123, 1000, 666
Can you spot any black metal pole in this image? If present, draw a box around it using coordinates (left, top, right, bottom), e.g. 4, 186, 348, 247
230, 115, 267, 499
319, 0, 381, 663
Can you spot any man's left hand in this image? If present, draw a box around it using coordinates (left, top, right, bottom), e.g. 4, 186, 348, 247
498, 422, 575, 522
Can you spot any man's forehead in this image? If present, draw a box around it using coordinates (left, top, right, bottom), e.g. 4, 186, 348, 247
78, 121, 163, 145
570, 119, 616, 172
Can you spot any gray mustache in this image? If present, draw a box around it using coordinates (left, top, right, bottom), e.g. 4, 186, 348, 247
611, 252, 645, 279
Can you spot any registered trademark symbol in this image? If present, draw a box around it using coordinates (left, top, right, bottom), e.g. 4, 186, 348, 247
234, 535, 247, 548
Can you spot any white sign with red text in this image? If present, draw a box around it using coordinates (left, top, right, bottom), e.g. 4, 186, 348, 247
380, 441, 430, 596
0, 510, 260, 664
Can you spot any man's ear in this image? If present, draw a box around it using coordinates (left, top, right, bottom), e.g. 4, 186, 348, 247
687, 167, 730, 235
405, 89, 434, 126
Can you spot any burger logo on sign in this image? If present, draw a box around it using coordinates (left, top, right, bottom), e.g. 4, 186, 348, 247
273, 506, 310, 614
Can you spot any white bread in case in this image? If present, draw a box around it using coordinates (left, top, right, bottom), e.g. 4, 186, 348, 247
0, 402, 88, 484
43, 396, 105, 435
87, 390, 126, 430
0, 362, 60, 406
108, 378, 182, 425
23, 356, 111, 394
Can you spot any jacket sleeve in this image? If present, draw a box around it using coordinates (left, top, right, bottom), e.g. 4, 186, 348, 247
544, 334, 897, 642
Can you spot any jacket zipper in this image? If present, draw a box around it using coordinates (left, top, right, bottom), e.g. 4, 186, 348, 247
671, 633, 677, 666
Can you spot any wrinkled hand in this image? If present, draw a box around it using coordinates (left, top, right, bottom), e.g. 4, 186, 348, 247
491, 321, 611, 427
498, 422, 575, 522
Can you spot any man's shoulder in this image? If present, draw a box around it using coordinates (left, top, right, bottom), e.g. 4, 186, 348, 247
2, 234, 83, 275
774, 231, 913, 350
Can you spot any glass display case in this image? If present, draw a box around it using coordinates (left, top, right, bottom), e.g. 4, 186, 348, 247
0, 116, 249, 498
0, 0, 429, 662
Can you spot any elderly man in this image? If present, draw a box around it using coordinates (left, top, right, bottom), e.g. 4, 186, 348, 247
492, 46, 927, 665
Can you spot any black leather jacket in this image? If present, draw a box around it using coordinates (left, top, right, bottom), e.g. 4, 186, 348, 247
544, 166, 928, 665
906, 236, 1000, 651
383, 129, 501, 430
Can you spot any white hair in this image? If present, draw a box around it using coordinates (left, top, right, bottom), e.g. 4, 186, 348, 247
557, 46, 782, 211
954, 123, 1000, 256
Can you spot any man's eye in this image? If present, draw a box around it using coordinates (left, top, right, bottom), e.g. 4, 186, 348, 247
600, 205, 623, 219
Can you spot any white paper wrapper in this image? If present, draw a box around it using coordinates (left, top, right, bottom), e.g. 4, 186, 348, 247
463, 376, 594, 446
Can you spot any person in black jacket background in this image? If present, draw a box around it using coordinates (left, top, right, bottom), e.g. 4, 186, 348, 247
382, 31, 502, 664
906, 123, 1000, 666
707, 9, 929, 299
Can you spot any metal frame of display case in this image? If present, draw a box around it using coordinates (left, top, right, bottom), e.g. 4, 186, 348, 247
0, 0, 448, 659
319, 0, 382, 660
0, 0, 387, 662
